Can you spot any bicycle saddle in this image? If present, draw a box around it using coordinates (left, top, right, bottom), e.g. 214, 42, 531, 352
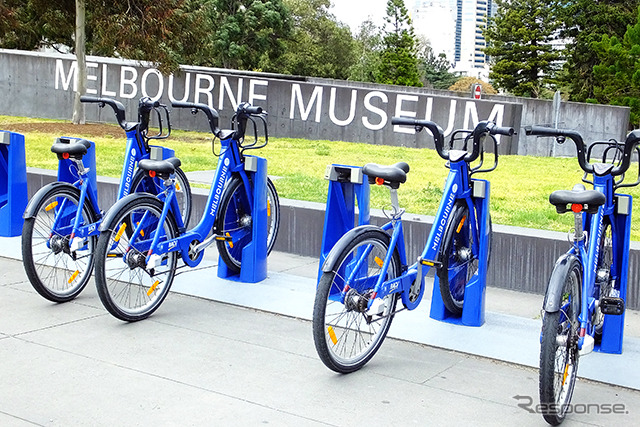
138, 157, 181, 179
50, 138, 91, 160
549, 184, 605, 214
362, 162, 410, 189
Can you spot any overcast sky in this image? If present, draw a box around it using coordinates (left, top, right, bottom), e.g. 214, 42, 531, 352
329, 0, 389, 32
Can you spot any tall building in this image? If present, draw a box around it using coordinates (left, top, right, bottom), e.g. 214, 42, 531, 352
411, 0, 496, 80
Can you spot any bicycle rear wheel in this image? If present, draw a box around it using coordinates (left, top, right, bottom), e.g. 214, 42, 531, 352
539, 258, 581, 425
313, 229, 400, 373
215, 176, 280, 273
22, 185, 98, 302
437, 201, 483, 316
94, 196, 178, 321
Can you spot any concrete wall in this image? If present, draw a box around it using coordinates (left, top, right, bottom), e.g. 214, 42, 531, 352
26, 168, 640, 310
1, 49, 630, 158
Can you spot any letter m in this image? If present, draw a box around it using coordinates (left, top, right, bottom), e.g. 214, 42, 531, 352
290, 84, 323, 122
55, 59, 78, 91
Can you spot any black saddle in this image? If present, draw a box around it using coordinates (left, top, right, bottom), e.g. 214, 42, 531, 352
50, 138, 91, 160
138, 157, 181, 179
362, 162, 410, 189
549, 184, 605, 214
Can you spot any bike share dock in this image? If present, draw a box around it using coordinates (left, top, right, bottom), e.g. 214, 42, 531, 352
2, 221, 640, 391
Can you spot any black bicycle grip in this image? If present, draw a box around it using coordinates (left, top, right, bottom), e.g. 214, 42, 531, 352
491, 126, 515, 136
80, 95, 103, 103
171, 101, 220, 135
240, 104, 263, 115
391, 117, 419, 126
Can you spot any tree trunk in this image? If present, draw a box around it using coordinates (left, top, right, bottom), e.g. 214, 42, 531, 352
72, 0, 86, 125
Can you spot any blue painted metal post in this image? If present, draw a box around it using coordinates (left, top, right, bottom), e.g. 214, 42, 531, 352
217, 155, 268, 283
598, 194, 632, 354
0, 131, 28, 237
317, 165, 369, 283
430, 179, 488, 326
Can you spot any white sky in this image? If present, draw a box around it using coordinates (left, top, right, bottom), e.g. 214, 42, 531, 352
330, 0, 390, 32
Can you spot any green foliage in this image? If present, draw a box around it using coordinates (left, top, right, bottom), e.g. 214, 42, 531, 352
348, 19, 383, 83
377, 0, 422, 87
201, 0, 292, 71
484, 0, 561, 98
559, 0, 639, 103
591, 7, 640, 127
278, 0, 356, 79
416, 38, 459, 89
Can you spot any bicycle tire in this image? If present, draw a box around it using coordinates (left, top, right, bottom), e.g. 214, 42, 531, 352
130, 166, 192, 228
437, 201, 483, 316
539, 257, 581, 425
94, 195, 179, 321
22, 185, 98, 302
215, 175, 280, 273
313, 229, 401, 373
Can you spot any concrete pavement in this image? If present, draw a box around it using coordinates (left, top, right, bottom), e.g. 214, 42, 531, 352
1, 244, 640, 425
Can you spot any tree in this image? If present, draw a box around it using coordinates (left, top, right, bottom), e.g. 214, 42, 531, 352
559, 0, 638, 102
377, 0, 422, 87
484, 0, 561, 98
416, 38, 459, 89
278, 0, 356, 79
201, 0, 292, 71
72, 0, 86, 125
591, 7, 640, 127
348, 19, 383, 83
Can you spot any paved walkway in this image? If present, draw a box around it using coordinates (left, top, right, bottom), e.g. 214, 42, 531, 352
1, 239, 640, 425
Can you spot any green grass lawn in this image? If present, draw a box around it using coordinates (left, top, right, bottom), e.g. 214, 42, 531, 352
4, 115, 640, 240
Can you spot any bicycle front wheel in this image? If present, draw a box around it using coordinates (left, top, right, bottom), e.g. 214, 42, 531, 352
215, 176, 280, 273
437, 201, 483, 316
22, 185, 98, 302
312, 229, 401, 373
94, 196, 178, 321
539, 258, 581, 425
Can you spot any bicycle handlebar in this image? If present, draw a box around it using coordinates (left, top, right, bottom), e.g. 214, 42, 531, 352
524, 125, 640, 176
171, 101, 221, 136
392, 117, 514, 162
80, 95, 127, 130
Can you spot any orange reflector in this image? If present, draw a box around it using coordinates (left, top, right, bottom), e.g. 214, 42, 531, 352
375, 177, 384, 186
68, 270, 79, 284
562, 363, 569, 386
456, 215, 467, 233
147, 280, 159, 296
328, 326, 338, 345
114, 223, 127, 242
267, 200, 271, 217
45, 201, 58, 212
571, 204, 583, 213
136, 222, 144, 237
374, 256, 384, 267
226, 232, 233, 248
176, 182, 181, 191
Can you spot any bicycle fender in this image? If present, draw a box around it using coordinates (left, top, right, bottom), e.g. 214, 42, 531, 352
98, 192, 157, 232
543, 253, 581, 312
23, 181, 79, 219
321, 225, 383, 273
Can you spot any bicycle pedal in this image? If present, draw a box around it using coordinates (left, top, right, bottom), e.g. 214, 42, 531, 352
419, 258, 442, 268
579, 335, 594, 356
600, 297, 625, 316
214, 234, 233, 242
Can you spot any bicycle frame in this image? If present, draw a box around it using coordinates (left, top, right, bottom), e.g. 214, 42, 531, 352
136, 134, 253, 268
341, 157, 483, 312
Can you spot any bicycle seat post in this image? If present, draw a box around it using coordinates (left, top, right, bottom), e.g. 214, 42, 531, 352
573, 210, 584, 242
389, 188, 401, 219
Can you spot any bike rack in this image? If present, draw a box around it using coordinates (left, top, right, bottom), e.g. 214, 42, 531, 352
597, 194, 632, 354
317, 164, 370, 282
217, 155, 268, 283
0, 131, 28, 237
429, 179, 490, 327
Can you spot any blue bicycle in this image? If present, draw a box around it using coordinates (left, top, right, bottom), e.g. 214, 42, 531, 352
92, 101, 280, 321
526, 126, 640, 425
312, 118, 514, 373
21, 96, 192, 302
